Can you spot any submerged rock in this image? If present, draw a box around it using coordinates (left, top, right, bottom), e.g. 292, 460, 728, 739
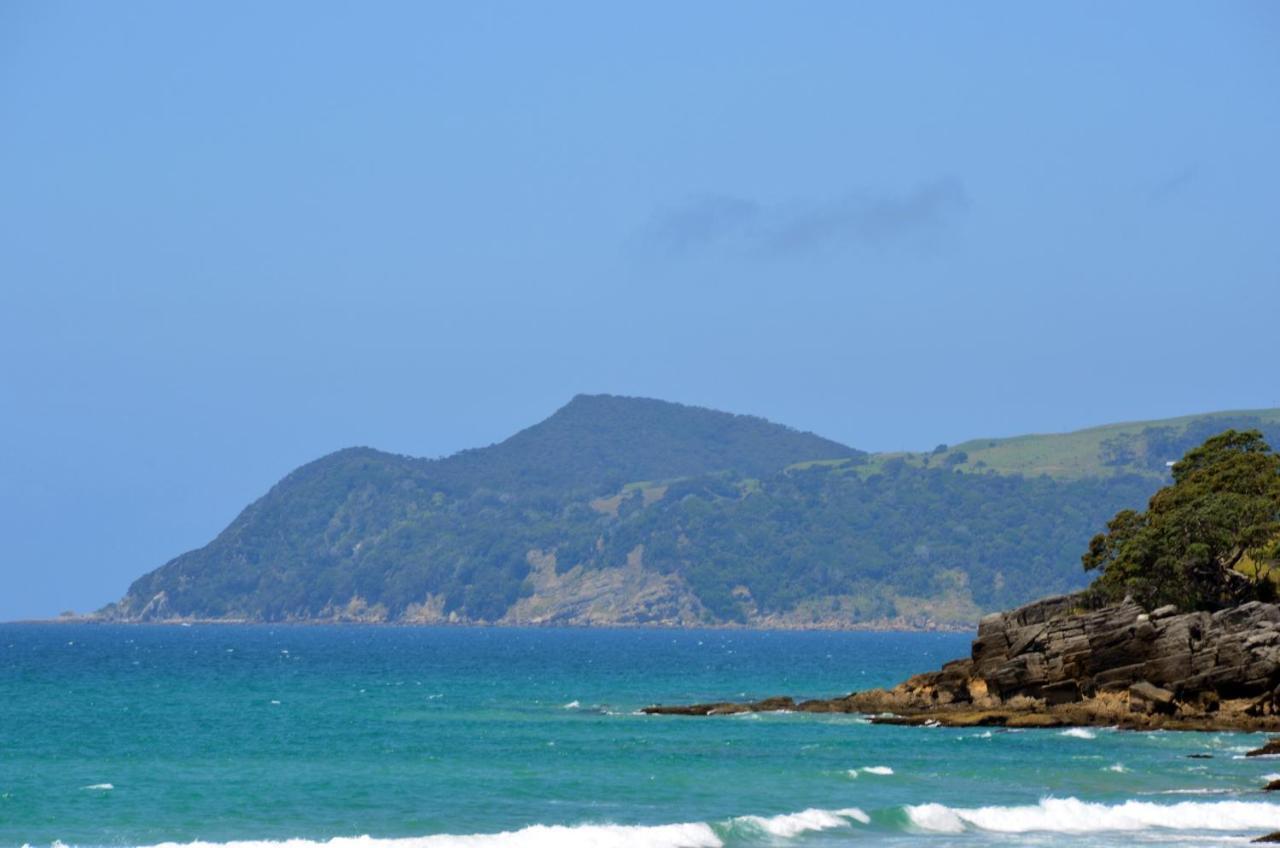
643, 696, 796, 716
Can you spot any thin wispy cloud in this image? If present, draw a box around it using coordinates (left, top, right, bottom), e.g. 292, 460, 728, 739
641, 178, 969, 258
644, 194, 761, 255
1147, 164, 1198, 203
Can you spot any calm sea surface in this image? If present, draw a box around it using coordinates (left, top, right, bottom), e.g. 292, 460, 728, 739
3, 623, 1279, 847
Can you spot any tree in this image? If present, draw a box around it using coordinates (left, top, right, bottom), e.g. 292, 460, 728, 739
1083, 429, 1280, 610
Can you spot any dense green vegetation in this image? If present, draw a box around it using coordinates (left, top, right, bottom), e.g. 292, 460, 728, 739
592, 465, 1150, 621
1084, 429, 1280, 611
436, 394, 860, 496
113, 396, 1280, 626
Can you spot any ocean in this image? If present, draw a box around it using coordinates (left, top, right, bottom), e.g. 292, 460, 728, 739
3, 623, 1279, 847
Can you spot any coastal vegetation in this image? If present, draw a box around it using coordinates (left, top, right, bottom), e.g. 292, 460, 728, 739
1083, 429, 1280, 611
106, 396, 1280, 627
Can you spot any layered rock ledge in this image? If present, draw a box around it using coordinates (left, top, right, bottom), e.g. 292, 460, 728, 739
644, 594, 1280, 732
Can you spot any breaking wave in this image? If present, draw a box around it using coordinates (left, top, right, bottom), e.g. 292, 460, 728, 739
904, 798, 1280, 833
847, 765, 894, 777
730, 807, 867, 837
1059, 727, 1096, 739
41, 798, 1280, 848
110, 807, 875, 848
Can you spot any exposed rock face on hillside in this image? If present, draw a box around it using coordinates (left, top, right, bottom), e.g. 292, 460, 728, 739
645, 594, 1280, 731
499, 548, 708, 627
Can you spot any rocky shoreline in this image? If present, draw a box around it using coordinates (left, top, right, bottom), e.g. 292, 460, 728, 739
645, 593, 1280, 733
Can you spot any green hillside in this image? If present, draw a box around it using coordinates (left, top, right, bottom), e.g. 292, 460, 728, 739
858, 409, 1280, 481
441, 394, 860, 494
102, 398, 1280, 628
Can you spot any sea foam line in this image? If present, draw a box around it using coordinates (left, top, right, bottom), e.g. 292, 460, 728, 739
129, 822, 723, 848
905, 798, 1280, 834
1059, 728, 1096, 739
107, 807, 880, 848
54, 799, 1278, 847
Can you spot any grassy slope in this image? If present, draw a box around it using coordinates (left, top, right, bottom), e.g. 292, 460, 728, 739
844, 408, 1280, 481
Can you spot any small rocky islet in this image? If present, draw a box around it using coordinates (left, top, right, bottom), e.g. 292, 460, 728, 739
645, 591, 1280, 734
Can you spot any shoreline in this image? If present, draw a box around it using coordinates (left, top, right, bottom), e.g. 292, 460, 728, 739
643, 595, 1280, 735
7, 615, 975, 633
642, 692, 1280, 734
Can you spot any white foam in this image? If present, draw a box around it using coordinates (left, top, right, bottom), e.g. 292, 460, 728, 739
1060, 728, 1096, 739
1105, 763, 1127, 773
832, 808, 871, 824
905, 798, 1280, 833
1157, 788, 1234, 796
562, 701, 580, 710
135, 822, 723, 848
861, 765, 894, 775
906, 803, 966, 833
81, 783, 113, 791
733, 808, 866, 837
1265, 773, 1280, 782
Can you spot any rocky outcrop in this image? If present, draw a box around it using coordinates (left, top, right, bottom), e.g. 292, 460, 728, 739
644, 595, 1280, 731
968, 593, 1280, 706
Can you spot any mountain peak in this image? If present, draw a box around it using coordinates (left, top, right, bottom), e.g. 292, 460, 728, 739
441, 394, 859, 493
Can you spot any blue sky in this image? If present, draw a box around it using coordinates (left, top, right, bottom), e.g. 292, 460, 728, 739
2, 2, 1278, 619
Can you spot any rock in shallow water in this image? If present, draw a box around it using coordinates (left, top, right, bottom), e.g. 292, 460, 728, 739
644, 595, 1280, 732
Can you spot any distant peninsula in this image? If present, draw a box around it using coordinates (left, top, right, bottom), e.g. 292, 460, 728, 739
96, 395, 1280, 629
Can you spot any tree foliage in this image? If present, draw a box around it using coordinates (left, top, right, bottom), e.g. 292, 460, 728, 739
1083, 429, 1280, 610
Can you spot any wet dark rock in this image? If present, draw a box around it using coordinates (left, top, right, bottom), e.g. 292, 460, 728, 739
1247, 737, 1280, 757
642, 696, 796, 716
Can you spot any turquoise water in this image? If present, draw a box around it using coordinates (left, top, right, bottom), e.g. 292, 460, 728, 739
3, 623, 1280, 847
